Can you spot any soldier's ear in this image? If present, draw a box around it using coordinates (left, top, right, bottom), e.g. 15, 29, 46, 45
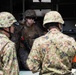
3, 27, 9, 31
58, 23, 62, 30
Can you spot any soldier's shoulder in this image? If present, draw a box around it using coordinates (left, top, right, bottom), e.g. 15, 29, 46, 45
0, 34, 15, 51
34, 34, 47, 44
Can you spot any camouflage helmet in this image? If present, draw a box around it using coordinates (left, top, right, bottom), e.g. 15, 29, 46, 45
24, 9, 36, 18
43, 11, 64, 27
0, 12, 17, 28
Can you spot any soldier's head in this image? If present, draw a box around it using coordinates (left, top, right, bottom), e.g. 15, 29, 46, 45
24, 9, 36, 19
0, 12, 17, 38
43, 11, 64, 31
23, 10, 37, 27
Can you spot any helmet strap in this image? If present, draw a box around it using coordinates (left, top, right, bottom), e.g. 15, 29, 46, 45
2, 27, 13, 39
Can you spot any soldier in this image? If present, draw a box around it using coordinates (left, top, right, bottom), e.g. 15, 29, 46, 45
26, 11, 76, 75
21, 9, 43, 48
18, 9, 44, 70
0, 12, 19, 75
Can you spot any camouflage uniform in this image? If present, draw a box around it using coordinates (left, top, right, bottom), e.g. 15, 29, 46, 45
0, 12, 19, 75
18, 10, 43, 70
22, 23, 43, 48
26, 11, 76, 75
22, 9, 43, 48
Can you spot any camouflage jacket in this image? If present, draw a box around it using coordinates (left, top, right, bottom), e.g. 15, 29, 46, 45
22, 23, 43, 48
0, 33, 19, 75
26, 29, 76, 75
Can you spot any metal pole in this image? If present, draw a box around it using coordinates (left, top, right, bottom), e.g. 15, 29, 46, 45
22, 0, 25, 22
23, 0, 25, 13
56, 4, 58, 11
10, 0, 13, 13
